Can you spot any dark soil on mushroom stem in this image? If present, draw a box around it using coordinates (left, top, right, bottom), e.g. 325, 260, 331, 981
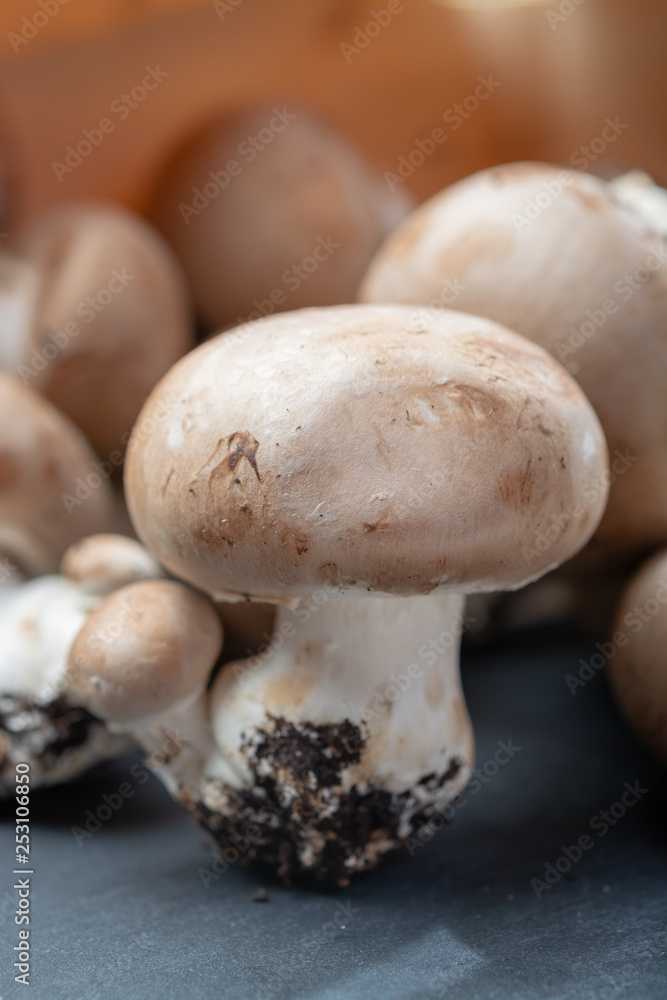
193, 715, 462, 882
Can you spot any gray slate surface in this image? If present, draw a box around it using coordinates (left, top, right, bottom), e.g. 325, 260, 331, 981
1, 627, 666, 1000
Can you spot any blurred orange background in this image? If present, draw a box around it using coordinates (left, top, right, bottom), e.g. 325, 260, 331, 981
0, 0, 664, 222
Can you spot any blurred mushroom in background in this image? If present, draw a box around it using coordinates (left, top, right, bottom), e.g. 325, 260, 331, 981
0, 370, 115, 578
360, 163, 667, 636
150, 106, 413, 332
0, 201, 194, 462
608, 548, 667, 767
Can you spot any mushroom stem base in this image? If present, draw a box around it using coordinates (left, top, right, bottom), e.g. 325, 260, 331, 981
195, 754, 462, 882
199, 591, 475, 879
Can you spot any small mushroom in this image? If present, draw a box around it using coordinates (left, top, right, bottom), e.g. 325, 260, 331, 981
61, 533, 165, 596
608, 549, 667, 765
0, 534, 161, 794
0, 370, 115, 577
0, 200, 193, 459
149, 106, 412, 331
95, 303, 608, 880
67, 579, 223, 801
359, 163, 667, 564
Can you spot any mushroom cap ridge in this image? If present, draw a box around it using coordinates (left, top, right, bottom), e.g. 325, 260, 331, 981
125, 304, 609, 602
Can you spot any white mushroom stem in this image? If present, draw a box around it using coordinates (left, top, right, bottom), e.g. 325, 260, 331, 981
122, 695, 217, 808
208, 591, 474, 816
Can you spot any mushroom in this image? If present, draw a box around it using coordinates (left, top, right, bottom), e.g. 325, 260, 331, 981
359, 163, 667, 564
607, 548, 667, 765
61, 532, 164, 596
0, 200, 193, 460
72, 304, 608, 880
149, 106, 412, 331
0, 534, 162, 794
67, 579, 223, 802
0, 370, 115, 577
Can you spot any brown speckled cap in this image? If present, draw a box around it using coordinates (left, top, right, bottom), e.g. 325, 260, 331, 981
125, 305, 608, 603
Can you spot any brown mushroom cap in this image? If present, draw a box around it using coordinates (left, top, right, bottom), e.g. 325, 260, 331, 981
67, 579, 222, 723
359, 162, 667, 561
608, 549, 667, 765
125, 304, 608, 603
0, 371, 115, 576
61, 534, 164, 596
3, 200, 193, 458
149, 106, 410, 330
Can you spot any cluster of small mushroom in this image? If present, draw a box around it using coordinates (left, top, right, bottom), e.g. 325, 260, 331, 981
0, 534, 162, 795
1, 103, 666, 881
